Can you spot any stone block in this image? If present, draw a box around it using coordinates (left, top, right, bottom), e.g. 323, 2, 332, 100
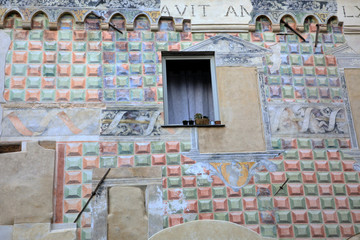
11, 223, 76, 240
0, 142, 55, 225
107, 186, 148, 240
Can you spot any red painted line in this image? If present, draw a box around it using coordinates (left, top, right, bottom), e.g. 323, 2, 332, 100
54, 143, 65, 223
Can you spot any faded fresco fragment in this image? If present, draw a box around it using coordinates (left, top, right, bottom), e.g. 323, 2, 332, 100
186, 159, 277, 192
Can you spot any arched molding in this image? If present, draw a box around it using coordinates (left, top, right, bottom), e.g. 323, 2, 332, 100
254, 14, 276, 32
301, 14, 320, 25
56, 11, 77, 24
56, 12, 75, 30
1, 9, 24, 28
157, 16, 175, 32
251, 13, 276, 25
107, 12, 126, 24
255, 15, 273, 25
327, 15, 339, 24
130, 14, 151, 31
29, 10, 50, 22
278, 13, 297, 25
129, 12, 151, 24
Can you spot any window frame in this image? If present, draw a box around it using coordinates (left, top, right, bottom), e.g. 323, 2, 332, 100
161, 51, 220, 126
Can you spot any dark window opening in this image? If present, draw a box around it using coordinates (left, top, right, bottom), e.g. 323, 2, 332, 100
166, 59, 215, 125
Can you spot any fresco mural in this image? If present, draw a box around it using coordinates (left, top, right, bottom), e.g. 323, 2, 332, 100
0, 0, 360, 239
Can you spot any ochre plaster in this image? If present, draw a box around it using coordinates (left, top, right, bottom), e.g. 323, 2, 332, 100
198, 67, 266, 153
0, 142, 55, 225
108, 186, 148, 240
12, 223, 76, 240
344, 68, 360, 146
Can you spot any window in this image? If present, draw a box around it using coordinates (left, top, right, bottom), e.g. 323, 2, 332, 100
162, 52, 220, 125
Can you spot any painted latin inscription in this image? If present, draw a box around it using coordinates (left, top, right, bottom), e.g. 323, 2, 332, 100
160, 0, 252, 24
338, 0, 360, 25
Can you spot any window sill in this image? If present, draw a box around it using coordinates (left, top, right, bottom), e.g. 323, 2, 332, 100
161, 124, 225, 128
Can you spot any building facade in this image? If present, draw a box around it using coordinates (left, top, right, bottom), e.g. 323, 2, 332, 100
1, 0, 360, 239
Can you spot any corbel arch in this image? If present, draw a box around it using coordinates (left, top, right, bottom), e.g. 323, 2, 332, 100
279, 14, 297, 32
158, 16, 175, 31
84, 12, 102, 30
57, 13, 75, 30
254, 15, 273, 32
56, 11, 77, 25
132, 14, 151, 31
29, 10, 49, 30
303, 15, 319, 32
108, 12, 126, 30
1, 10, 23, 29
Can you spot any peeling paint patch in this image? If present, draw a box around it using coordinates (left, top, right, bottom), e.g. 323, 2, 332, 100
269, 43, 281, 74
165, 189, 187, 214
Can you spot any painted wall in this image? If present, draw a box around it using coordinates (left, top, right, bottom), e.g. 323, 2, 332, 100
198, 67, 266, 153
344, 69, 360, 146
0, 0, 360, 239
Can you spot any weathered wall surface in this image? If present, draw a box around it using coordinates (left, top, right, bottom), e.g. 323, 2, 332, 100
344, 69, 360, 146
198, 67, 266, 153
12, 223, 76, 240
0, 142, 55, 225
1, 0, 360, 239
108, 186, 148, 240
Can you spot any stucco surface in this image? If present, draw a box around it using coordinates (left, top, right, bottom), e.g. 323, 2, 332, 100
345, 35, 360, 54
108, 186, 148, 240
93, 166, 162, 180
12, 223, 76, 240
0, 30, 10, 103
198, 67, 266, 153
344, 69, 360, 146
150, 220, 275, 240
0, 142, 55, 225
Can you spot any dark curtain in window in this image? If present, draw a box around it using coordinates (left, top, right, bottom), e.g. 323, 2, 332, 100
166, 60, 214, 124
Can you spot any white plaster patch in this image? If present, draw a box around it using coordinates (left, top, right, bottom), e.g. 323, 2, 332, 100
269, 43, 281, 74
185, 162, 213, 182
147, 185, 164, 216
0, 30, 10, 103
165, 189, 187, 214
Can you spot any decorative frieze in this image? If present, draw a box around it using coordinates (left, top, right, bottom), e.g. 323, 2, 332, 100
101, 109, 161, 136
269, 103, 349, 137
0, 0, 160, 10
1, 108, 100, 137
250, 0, 337, 24
184, 34, 271, 67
